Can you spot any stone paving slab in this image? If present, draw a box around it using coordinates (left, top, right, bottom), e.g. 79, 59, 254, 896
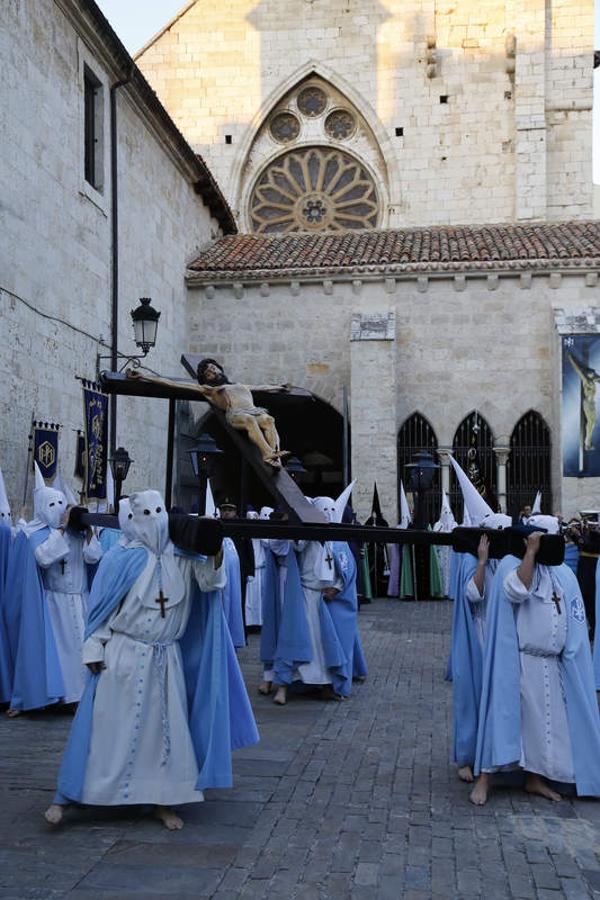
1, 600, 600, 898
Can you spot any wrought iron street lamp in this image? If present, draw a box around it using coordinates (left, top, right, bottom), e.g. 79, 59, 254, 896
284, 455, 307, 482
188, 433, 222, 514
97, 297, 161, 375
109, 446, 132, 505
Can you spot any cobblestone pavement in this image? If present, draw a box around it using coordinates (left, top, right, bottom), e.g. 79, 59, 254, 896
1, 599, 600, 899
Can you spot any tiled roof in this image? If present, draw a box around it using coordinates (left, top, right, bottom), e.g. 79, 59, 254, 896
187, 221, 600, 282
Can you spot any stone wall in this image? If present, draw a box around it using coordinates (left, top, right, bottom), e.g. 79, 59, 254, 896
187, 272, 599, 520
0, 0, 219, 513
138, 0, 594, 229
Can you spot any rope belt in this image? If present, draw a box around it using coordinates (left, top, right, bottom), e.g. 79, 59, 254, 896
520, 646, 562, 659
139, 639, 174, 767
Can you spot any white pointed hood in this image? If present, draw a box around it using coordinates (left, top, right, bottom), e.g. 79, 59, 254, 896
259, 506, 274, 520
98, 466, 115, 513
0, 466, 12, 526
448, 455, 493, 527
532, 490, 542, 515
399, 481, 411, 529
27, 462, 67, 533
433, 490, 456, 533
54, 469, 78, 507
312, 480, 356, 524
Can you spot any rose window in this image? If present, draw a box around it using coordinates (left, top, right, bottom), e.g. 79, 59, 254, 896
325, 109, 357, 140
270, 112, 301, 144
297, 86, 327, 117
249, 147, 380, 234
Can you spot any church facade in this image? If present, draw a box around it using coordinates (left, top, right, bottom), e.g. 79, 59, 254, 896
136, 0, 599, 519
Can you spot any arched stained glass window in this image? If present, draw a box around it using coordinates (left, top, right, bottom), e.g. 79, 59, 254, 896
507, 411, 551, 518
397, 413, 440, 524
450, 412, 497, 515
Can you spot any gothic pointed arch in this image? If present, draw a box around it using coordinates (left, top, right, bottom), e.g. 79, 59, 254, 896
507, 410, 551, 517
450, 412, 497, 513
237, 69, 390, 234
397, 412, 440, 523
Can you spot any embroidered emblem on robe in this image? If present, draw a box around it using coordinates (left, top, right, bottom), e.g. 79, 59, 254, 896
571, 595, 585, 624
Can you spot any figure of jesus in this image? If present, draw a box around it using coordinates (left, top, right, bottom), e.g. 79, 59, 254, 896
567, 351, 600, 451
128, 359, 290, 466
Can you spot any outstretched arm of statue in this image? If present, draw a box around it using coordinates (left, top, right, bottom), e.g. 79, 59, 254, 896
567, 352, 589, 384
126, 368, 212, 400
249, 383, 293, 393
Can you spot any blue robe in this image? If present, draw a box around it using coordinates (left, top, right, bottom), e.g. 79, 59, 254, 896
54, 544, 258, 803
475, 556, 600, 796
221, 538, 245, 648
261, 547, 313, 685
445, 550, 465, 682
450, 553, 481, 767
0, 523, 14, 703
326, 542, 363, 698
4, 529, 64, 711
593, 559, 600, 690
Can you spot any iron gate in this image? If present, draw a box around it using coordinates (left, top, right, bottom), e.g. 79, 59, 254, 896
449, 411, 496, 516
506, 410, 551, 518
397, 413, 440, 525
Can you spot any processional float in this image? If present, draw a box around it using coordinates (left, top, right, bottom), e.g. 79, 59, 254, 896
75, 355, 564, 567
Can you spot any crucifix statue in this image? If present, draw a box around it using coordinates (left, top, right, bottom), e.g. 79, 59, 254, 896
128, 359, 291, 467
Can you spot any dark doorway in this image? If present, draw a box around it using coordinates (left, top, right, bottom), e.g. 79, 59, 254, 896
174, 392, 346, 512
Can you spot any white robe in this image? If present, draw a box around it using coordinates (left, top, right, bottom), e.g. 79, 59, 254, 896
504, 568, 575, 783
80, 553, 225, 806
245, 538, 265, 627
34, 529, 102, 703
295, 541, 342, 685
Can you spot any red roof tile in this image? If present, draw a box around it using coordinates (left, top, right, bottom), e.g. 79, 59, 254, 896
187, 221, 600, 282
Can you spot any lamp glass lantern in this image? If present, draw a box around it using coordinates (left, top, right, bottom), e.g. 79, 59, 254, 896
130, 297, 161, 355
188, 433, 223, 477
405, 450, 439, 494
109, 446, 133, 483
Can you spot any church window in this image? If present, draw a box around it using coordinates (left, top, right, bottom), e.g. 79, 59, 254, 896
397, 413, 440, 523
270, 112, 301, 144
84, 66, 103, 191
297, 85, 328, 117
249, 146, 379, 234
507, 411, 551, 518
225, 134, 233, 144
325, 109, 357, 140
450, 412, 497, 512
395, 127, 404, 137
439, 94, 449, 104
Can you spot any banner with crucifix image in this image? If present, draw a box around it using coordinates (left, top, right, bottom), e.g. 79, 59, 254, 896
82, 380, 109, 499
562, 334, 600, 476
32, 421, 60, 481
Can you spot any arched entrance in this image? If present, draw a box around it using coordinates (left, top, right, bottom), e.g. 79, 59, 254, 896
397, 412, 440, 524
450, 411, 497, 514
174, 392, 346, 512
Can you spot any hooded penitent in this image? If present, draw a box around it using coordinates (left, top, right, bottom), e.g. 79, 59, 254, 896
531, 491, 542, 516
26, 463, 67, 533
312, 481, 356, 525
433, 491, 457, 533
0, 466, 12, 526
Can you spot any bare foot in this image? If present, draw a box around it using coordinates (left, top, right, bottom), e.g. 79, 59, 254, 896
44, 804, 64, 826
469, 774, 490, 806
321, 685, 342, 702
458, 765, 474, 783
6, 708, 21, 718
258, 681, 272, 696
273, 686, 287, 705
155, 806, 184, 831
525, 774, 561, 802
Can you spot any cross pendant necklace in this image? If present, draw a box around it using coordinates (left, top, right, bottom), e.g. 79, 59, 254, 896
552, 592, 561, 615
325, 547, 333, 570
156, 589, 168, 619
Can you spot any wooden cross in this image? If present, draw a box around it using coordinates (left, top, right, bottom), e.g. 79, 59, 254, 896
156, 589, 168, 618
325, 549, 333, 570
552, 592, 561, 615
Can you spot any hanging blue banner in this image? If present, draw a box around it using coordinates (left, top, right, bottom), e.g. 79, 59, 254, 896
74, 431, 86, 479
32, 422, 60, 480
82, 381, 108, 499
